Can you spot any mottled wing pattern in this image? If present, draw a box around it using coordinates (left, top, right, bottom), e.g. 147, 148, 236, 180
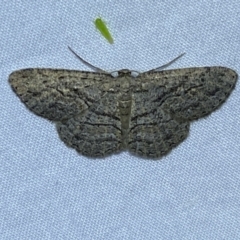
56, 91, 122, 157
9, 66, 237, 158
9, 69, 104, 120
128, 67, 237, 158
154, 67, 237, 120
9, 69, 123, 157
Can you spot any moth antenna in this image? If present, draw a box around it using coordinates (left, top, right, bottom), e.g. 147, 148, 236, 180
144, 53, 186, 73
68, 46, 107, 73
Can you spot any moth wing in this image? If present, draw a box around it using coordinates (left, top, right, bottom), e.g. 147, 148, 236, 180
9, 68, 110, 121
127, 67, 237, 158
139, 67, 237, 120
56, 91, 123, 157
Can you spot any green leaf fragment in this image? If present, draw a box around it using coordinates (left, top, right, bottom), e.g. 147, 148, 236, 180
94, 18, 114, 44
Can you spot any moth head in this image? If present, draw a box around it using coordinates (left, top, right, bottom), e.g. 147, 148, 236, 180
111, 69, 139, 78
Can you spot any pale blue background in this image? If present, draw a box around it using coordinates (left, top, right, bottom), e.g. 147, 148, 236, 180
1, 1, 240, 239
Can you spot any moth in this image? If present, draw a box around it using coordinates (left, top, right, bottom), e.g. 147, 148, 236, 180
94, 17, 114, 44
9, 47, 238, 158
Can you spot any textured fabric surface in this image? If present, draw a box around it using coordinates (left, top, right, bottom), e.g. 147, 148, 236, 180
1, 1, 240, 239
